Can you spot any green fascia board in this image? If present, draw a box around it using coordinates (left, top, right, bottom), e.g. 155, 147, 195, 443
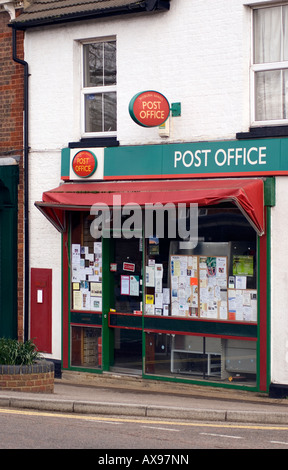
104, 138, 288, 179
105, 144, 163, 177
63, 138, 288, 182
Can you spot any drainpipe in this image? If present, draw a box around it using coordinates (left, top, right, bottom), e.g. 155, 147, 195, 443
12, 26, 29, 342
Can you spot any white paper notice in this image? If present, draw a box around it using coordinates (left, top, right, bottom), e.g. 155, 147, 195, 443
163, 288, 170, 304
155, 292, 163, 308
72, 244, 81, 263
121, 275, 130, 295
129, 276, 139, 296
235, 276, 247, 289
146, 266, 155, 287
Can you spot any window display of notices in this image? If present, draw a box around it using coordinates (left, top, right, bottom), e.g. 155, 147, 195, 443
71, 242, 102, 311
228, 289, 257, 322
199, 256, 228, 320
169, 255, 228, 319
145, 262, 169, 316
170, 255, 199, 317
167, 254, 257, 323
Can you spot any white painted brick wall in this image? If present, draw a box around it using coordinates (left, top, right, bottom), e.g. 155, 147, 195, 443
25, 0, 251, 150
29, 150, 62, 358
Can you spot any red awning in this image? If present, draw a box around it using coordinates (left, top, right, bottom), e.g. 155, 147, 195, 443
35, 178, 265, 235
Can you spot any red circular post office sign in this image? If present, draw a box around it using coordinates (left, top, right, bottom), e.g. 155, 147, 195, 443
72, 150, 97, 178
129, 90, 170, 127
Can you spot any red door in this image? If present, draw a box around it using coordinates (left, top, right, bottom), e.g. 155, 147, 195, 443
30, 268, 52, 353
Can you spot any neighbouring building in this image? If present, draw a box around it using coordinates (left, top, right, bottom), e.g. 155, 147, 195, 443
0, 0, 25, 341
9, 0, 288, 396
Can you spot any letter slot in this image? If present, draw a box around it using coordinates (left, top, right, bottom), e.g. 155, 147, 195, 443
37, 289, 43, 304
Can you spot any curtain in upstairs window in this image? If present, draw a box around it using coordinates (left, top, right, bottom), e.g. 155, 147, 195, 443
253, 6, 288, 121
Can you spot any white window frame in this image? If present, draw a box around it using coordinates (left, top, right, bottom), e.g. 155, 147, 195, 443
81, 37, 117, 138
250, 4, 288, 126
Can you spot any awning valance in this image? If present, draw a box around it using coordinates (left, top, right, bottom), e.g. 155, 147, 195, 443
35, 178, 265, 235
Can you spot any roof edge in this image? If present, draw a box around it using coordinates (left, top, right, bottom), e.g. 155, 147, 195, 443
9, 0, 170, 30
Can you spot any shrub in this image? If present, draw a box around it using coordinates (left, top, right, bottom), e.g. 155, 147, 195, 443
0, 338, 41, 365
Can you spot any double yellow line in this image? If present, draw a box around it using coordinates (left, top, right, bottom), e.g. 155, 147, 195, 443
0, 407, 288, 432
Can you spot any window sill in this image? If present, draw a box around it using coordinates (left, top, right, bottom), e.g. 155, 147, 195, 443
69, 137, 119, 148
236, 126, 288, 140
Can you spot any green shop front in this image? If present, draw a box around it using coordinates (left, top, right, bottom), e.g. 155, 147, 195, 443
35, 138, 283, 392
0, 162, 19, 339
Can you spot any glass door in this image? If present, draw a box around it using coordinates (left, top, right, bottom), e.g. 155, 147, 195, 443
109, 236, 143, 373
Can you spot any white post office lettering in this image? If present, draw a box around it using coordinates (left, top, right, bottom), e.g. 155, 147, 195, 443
214, 146, 266, 166
174, 149, 211, 168
174, 146, 267, 169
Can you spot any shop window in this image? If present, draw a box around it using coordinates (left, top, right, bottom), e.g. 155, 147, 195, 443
69, 205, 258, 383
82, 39, 117, 136
252, 5, 288, 125
145, 333, 257, 386
71, 212, 102, 312
71, 326, 102, 369
144, 206, 257, 324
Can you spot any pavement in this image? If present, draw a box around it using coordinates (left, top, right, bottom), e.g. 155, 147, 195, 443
1, 370, 288, 425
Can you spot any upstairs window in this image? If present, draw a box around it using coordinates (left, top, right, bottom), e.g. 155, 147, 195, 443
252, 5, 288, 125
82, 39, 117, 136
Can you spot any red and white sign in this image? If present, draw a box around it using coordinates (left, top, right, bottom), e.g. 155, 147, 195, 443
72, 150, 97, 178
123, 262, 135, 272
129, 91, 170, 127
